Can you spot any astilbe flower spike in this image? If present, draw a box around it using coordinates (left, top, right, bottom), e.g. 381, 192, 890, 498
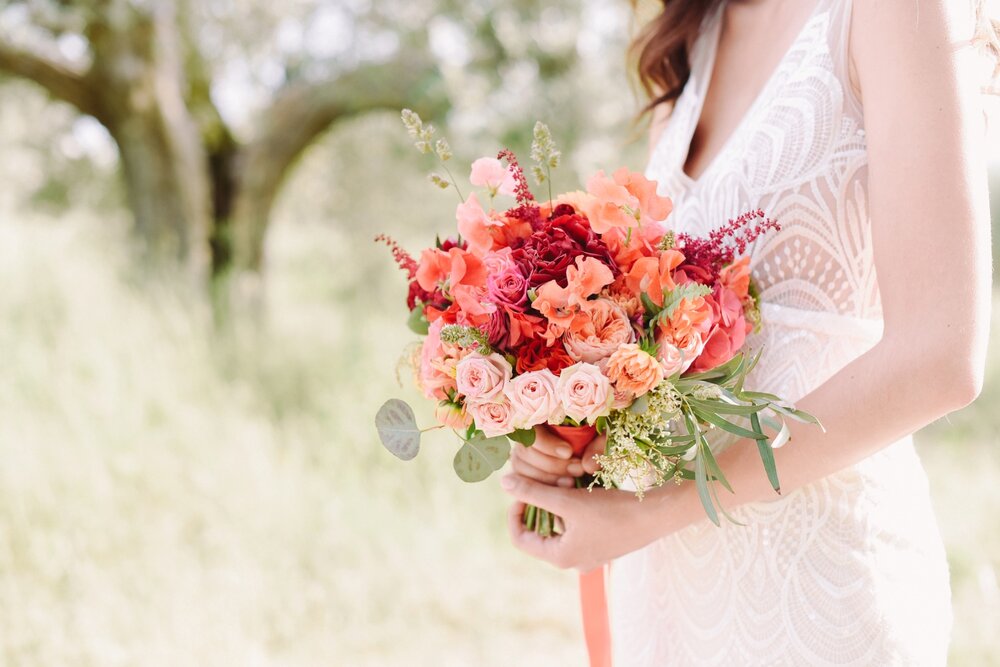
375, 234, 419, 278
677, 209, 780, 275
497, 149, 543, 230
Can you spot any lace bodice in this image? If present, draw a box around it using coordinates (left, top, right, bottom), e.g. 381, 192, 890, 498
608, 1, 952, 664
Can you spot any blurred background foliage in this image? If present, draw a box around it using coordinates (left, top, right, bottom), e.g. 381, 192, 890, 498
0, 0, 997, 665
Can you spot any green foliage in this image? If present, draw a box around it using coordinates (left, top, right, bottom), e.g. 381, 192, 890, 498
452, 432, 511, 482
375, 399, 422, 460
407, 305, 430, 335
508, 428, 536, 446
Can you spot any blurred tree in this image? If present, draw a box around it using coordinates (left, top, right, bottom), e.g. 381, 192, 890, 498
0, 0, 449, 283
0, 0, 602, 291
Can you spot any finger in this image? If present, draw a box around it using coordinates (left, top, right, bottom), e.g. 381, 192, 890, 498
581, 433, 608, 475
517, 443, 576, 476
510, 455, 575, 487
500, 473, 574, 515
531, 426, 573, 459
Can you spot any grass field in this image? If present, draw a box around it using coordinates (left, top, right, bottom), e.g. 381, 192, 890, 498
0, 197, 996, 665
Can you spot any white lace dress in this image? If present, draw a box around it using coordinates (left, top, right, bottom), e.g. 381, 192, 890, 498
608, 0, 953, 664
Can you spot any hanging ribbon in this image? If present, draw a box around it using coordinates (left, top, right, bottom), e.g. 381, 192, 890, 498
547, 425, 613, 666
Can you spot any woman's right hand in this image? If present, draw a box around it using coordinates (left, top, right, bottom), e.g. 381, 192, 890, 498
508, 426, 605, 488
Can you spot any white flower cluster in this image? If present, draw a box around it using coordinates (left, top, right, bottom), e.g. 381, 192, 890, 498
592, 381, 684, 499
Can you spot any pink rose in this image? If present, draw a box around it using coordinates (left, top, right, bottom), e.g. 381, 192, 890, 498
456, 352, 512, 402
468, 398, 515, 438
657, 341, 686, 377
563, 298, 635, 367
470, 157, 516, 197
482, 248, 516, 275
487, 261, 528, 312
505, 369, 563, 429
556, 363, 613, 424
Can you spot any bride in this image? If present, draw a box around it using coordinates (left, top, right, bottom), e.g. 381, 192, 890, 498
501, 0, 995, 664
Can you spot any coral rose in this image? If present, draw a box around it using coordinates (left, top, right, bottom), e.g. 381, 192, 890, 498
505, 369, 563, 429
468, 398, 515, 438
456, 352, 512, 403
556, 363, 613, 424
606, 344, 664, 397
563, 298, 635, 367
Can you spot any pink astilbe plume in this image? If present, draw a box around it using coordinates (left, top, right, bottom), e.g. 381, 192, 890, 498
497, 149, 543, 230
677, 209, 780, 277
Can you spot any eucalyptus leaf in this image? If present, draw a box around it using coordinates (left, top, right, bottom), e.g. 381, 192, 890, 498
453, 433, 511, 482
406, 306, 430, 335
508, 428, 536, 446
375, 399, 421, 461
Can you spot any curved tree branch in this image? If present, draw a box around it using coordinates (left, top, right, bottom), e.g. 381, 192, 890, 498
229, 55, 447, 269
0, 37, 99, 117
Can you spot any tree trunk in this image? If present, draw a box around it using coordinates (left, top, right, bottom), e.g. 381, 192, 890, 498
88, 2, 213, 281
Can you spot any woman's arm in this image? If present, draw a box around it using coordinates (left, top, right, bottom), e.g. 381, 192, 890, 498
503, 0, 992, 571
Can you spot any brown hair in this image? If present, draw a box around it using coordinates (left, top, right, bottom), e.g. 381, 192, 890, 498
630, 0, 1000, 113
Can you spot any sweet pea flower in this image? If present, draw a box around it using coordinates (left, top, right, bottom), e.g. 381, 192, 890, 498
580, 168, 673, 234
624, 249, 685, 307
416, 246, 487, 294
470, 157, 517, 197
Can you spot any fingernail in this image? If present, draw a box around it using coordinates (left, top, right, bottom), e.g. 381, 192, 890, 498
557, 476, 574, 488
567, 462, 584, 476
556, 446, 572, 459
500, 475, 515, 490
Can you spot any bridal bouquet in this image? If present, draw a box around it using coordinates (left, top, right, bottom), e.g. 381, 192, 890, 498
375, 111, 819, 532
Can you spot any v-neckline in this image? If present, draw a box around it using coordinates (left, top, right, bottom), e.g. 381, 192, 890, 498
679, 0, 824, 185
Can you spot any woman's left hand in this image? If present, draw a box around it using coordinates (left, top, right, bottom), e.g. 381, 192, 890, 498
501, 472, 686, 572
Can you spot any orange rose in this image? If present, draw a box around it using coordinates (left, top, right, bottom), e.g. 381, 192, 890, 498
605, 344, 664, 397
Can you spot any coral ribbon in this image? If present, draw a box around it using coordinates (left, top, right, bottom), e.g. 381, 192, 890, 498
547, 425, 613, 666
579, 566, 612, 667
